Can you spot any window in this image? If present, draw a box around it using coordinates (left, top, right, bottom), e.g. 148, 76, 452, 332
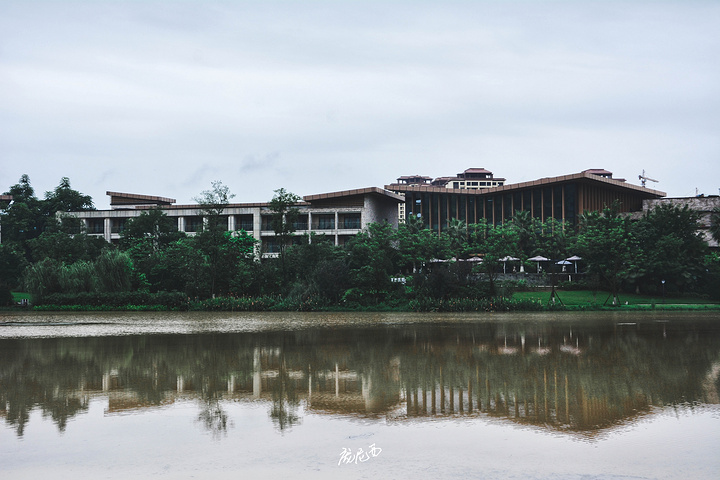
89, 219, 104, 234
316, 214, 335, 230
263, 237, 280, 253
236, 215, 254, 232
341, 213, 361, 229
185, 216, 203, 233
293, 215, 309, 231
111, 218, 126, 234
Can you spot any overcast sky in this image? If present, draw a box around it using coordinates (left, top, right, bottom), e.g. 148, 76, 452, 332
1, 1, 718, 209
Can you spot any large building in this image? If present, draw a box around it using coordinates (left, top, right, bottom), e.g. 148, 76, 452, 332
386, 169, 666, 232
68, 187, 403, 254
0, 169, 675, 248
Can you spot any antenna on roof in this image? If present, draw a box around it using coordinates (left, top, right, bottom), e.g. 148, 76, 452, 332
638, 170, 658, 188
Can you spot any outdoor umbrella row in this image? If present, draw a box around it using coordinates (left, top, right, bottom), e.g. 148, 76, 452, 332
523, 255, 582, 273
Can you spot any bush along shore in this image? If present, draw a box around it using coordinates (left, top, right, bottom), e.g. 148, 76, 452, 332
23, 291, 720, 313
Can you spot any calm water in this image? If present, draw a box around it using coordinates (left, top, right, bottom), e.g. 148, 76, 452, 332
1, 310, 719, 479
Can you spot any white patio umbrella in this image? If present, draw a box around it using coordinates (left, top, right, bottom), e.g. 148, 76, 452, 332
527, 255, 549, 273
500, 256, 519, 273
566, 255, 582, 273
556, 259, 572, 272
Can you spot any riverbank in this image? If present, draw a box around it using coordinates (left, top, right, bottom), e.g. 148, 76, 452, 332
7, 289, 720, 313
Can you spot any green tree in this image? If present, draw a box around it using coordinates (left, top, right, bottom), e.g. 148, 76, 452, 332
576, 204, 634, 305
0, 244, 27, 304
396, 215, 448, 274
510, 210, 535, 260
1, 175, 44, 247
2, 176, 95, 256
443, 218, 468, 260
42, 177, 94, 214
345, 222, 399, 304
119, 209, 189, 294
94, 249, 134, 293
22, 258, 62, 300
268, 188, 301, 279
193, 181, 236, 297
631, 203, 708, 294
284, 234, 349, 302
193, 180, 234, 232
121, 208, 183, 251
199, 230, 258, 297
153, 238, 210, 296
468, 220, 519, 296
27, 215, 106, 264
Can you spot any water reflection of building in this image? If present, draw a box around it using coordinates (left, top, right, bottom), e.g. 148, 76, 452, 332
2, 320, 719, 437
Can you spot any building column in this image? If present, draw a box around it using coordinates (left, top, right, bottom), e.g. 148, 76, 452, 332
334, 211, 339, 245
252, 209, 262, 241
104, 218, 111, 242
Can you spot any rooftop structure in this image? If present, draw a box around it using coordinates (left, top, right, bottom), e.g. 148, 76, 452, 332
386, 169, 665, 232
395, 175, 433, 186
396, 168, 506, 190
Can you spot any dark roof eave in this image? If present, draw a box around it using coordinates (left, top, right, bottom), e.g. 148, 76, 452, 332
107, 191, 176, 205
303, 187, 404, 203
386, 171, 666, 198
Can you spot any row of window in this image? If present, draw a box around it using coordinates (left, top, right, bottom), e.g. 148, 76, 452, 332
262, 234, 356, 253
450, 181, 503, 188
85, 213, 362, 235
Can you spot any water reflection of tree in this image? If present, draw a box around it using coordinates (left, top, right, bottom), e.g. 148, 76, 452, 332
269, 358, 300, 431
1, 319, 719, 437
196, 398, 229, 438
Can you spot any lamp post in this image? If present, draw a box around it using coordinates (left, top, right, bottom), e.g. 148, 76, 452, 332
661, 279, 666, 304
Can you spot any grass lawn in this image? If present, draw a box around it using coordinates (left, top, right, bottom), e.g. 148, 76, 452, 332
512, 290, 719, 306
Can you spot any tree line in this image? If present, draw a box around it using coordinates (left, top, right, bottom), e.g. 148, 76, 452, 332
2, 175, 719, 309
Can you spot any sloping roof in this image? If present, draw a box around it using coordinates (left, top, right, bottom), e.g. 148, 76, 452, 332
303, 187, 404, 203
582, 169, 613, 176
386, 171, 666, 198
462, 168, 493, 175
107, 191, 176, 207
135, 187, 402, 210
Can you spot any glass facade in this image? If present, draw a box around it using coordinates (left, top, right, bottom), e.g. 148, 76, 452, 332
401, 182, 582, 233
